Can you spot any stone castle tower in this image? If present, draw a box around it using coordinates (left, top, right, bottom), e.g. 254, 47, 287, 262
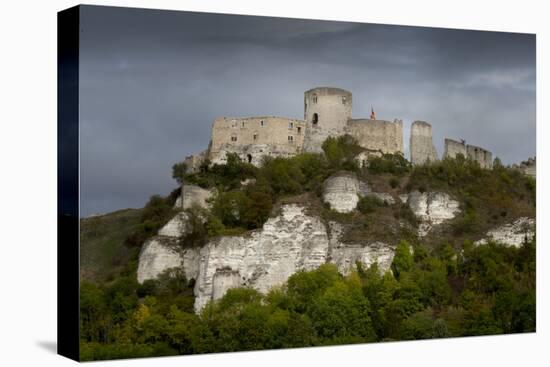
410, 120, 438, 165
303, 87, 353, 153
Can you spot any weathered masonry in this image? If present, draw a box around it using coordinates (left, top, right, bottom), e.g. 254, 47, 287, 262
443, 138, 493, 169
410, 120, 438, 165
208, 116, 306, 166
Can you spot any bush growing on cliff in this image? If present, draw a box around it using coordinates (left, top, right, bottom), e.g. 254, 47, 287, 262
124, 194, 177, 248
368, 153, 410, 176
357, 196, 385, 214
322, 135, 362, 172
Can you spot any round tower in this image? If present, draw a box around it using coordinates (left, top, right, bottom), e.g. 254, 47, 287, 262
303, 87, 352, 152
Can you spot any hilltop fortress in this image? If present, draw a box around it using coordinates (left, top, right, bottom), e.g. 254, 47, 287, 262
185, 87, 493, 170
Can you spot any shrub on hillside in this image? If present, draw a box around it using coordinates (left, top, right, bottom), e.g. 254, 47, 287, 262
368, 153, 410, 176
322, 135, 362, 172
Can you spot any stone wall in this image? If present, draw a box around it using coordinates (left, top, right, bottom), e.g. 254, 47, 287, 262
183, 150, 207, 173
444, 138, 493, 169
410, 120, 438, 165
519, 157, 536, 178
302, 87, 353, 153
466, 145, 493, 169
209, 116, 305, 166
347, 118, 404, 155
443, 138, 467, 159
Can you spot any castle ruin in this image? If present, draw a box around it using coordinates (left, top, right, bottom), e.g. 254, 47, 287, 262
443, 138, 493, 169
410, 120, 438, 165
184, 86, 495, 171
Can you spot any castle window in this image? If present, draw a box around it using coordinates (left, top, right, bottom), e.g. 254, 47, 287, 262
297, 127, 302, 134
288, 135, 294, 143
260, 120, 265, 127
242, 121, 245, 128
342, 96, 347, 104
312, 95, 318, 103
312, 113, 319, 126
289, 122, 294, 129
231, 135, 237, 142
231, 119, 237, 128
253, 133, 258, 140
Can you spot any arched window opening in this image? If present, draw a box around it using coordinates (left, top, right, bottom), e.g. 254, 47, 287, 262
312, 113, 319, 126
247, 154, 252, 163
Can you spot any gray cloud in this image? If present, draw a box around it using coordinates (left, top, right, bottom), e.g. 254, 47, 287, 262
79, 5, 535, 216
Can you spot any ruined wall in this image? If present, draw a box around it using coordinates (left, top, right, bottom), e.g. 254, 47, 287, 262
346, 118, 404, 155
467, 145, 493, 169
302, 87, 353, 153
410, 120, 438, 165
520, 157, 536, 178
443, 138, 467, 159
209, 116, 305, 166
444, 139, 493, 169
183, 150, 207, 173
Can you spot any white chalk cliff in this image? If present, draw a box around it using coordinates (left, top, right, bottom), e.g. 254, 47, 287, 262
137, 204, 395, 312
404, 191, 460, 236
475, 217, 535, 247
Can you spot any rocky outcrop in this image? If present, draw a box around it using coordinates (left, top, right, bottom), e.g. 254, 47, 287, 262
475, 217, 535, 247
158, 212, 188, 237
137, 239, 183, 283
404, 191, 460, 236
136, 212, 201, 284
193, 205, 329, 311
137, 204, 396, 312
322, 172, 368, 213
174, 184, 214, 210
328, 222, 395, 274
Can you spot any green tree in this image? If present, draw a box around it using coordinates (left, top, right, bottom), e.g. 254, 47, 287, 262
391, 240, 413, 279
172, 162, 188, 184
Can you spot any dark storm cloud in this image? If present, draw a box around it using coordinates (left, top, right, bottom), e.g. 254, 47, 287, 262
79, 5, 536, 216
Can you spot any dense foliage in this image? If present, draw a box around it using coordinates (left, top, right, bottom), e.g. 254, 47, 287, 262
80, 238, 535, 360
407, 155, 535, 239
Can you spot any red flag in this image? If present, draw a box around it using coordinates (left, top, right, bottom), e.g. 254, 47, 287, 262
370, 106, 376, 120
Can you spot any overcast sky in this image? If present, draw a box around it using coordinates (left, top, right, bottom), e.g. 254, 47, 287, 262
79, 5, 536, 217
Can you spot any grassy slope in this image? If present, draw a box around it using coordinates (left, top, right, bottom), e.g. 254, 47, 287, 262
80, 208, 143, 282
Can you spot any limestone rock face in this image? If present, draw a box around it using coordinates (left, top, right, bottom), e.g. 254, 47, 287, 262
174, 184, 214, 210
193, 204, 329, 311
328, 222, 395, 275
137, 239, 183, 284
158, 212, 188, 237
475, 217, 535, 247
322, 172, 367, 213
405, 191, 460, 236
137, 204, 397, 313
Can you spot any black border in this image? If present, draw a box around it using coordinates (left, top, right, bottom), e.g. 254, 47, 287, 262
57, 5, 80, 362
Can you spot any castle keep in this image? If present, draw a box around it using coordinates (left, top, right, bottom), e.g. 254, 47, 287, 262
184, 87, 494, 171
